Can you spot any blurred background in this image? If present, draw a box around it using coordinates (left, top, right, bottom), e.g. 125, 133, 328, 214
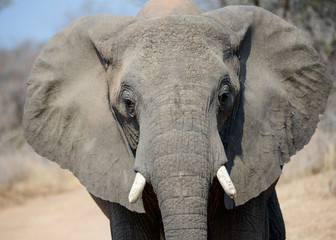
0, 0, 335, 239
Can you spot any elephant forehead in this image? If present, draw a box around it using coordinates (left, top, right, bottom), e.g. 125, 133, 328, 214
136, 15, 230, 54
120, 16, 231, 85
127, 45, 227, 87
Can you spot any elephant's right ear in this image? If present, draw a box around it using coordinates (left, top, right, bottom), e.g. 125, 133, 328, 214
23, 15, 145, 213
205, 6, 331, 207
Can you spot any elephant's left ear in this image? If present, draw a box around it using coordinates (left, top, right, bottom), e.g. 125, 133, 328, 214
22, 15, 145, 213
205, 6, 331, 206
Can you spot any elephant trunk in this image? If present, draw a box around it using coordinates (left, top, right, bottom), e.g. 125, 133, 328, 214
156, 175, 209, 240
150, 129, 212, 240
135, 86, 220, 239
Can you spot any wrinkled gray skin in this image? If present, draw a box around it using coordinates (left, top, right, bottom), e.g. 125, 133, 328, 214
22, 0, 331, 239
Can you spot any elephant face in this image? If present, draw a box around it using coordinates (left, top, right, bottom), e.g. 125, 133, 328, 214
23, 0, 331, 239
111, 15, 240, 178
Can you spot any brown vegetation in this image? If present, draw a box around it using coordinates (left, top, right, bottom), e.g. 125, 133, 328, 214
0, 134, 79, 209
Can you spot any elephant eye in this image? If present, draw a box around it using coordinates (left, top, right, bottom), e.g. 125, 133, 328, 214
219, 93, 228, 105
124, 98, 136, 117
218, 84, 230, 106
121, 86, 137, 118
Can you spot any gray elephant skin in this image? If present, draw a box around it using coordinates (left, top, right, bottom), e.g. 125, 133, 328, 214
22, 0, 331, 239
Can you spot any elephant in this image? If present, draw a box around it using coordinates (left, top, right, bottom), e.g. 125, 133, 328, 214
22, 0, 331, 239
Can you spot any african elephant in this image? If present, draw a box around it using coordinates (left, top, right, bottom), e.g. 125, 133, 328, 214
22, 0, 331, 239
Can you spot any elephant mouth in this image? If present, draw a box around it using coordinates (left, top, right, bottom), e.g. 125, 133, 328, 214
139, 173, 236, 240
129, 166, 237, 205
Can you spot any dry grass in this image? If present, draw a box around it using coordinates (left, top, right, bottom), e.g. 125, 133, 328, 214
281, 128, 336, 183
0, 133, 80, 209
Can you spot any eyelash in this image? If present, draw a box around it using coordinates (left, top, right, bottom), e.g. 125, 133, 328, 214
218, 86, 229, 104
123, 98, 136, 117
120, 86, 136, 117
218, 77, 232, 107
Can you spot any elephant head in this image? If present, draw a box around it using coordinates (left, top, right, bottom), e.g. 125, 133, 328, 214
23, 0, 330, 239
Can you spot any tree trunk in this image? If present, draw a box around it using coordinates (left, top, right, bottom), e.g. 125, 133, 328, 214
282, 0, 290, 19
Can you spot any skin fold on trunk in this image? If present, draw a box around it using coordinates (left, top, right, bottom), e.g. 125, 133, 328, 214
151, 131, 210, 240
139, 92, 214, 240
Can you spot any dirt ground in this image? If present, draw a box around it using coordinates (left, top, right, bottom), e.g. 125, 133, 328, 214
277, 171, 336, 240
0, 172, 335, 240
0, 187, 110, 240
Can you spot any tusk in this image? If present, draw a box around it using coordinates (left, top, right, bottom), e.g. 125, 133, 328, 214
128, 172, 146, 204
217, 166, 237, 199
